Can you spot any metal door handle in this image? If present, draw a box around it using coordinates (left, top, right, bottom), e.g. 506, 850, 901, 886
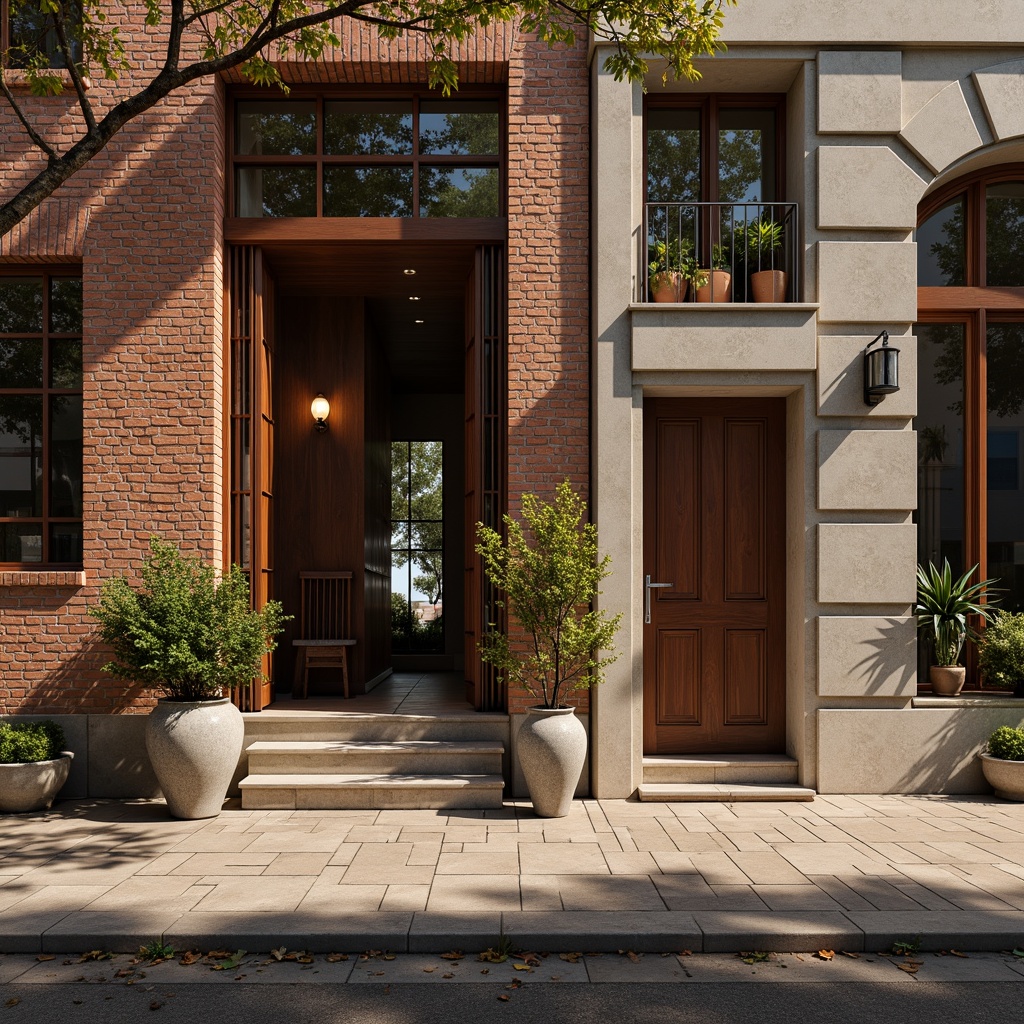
645, 574, 674, 624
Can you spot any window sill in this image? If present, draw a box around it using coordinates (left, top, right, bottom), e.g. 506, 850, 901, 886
913, 693, 1023, 709
0, 569, 86, 587
2, 70, 85, 91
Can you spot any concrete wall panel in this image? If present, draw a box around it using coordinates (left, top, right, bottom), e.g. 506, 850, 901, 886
900, 81, 983, 174
817, 146, 926, 229
817, 243, 918, 324
818, 429, 917, 510
87, 716, 160, 799
818, 523, 917, 604
818, 51, 902, 134
816, 617, 917, 697
818, 707, 1024, 793
973, 59, 1024, 141
631, 306, 818, 371
818, 335, 917, 418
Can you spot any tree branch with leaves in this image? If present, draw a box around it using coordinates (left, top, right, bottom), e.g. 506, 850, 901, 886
1, 0, 735, 236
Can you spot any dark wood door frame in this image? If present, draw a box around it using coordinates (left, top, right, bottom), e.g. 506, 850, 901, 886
642, 397, 786, 754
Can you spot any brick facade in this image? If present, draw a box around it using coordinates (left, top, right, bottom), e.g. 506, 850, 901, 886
0, 14, 591, 717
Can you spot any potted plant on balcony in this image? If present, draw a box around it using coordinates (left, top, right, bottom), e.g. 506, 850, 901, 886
91, 538, 287, 819
647, 236, 698, 303
476, 480, 621, 817
744, 217, 788, 303
977, 611, 1024, 697
694, 243, 732, 302
0, 720, 73, 813
915, 559, 999, 695
979, 725, 1024, 800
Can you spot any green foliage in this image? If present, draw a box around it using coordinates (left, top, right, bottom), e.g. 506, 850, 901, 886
978, 612, 1024, 689
390, 592, 444, 653
647, 236, 702, 285
742, 218, 783, 261
138, 939, 176, 962
475, 480, 621, 708
987, 725, 1024, 762
90, 537, 288, 702
915, 560, 999, 667
0, 720, 66, 764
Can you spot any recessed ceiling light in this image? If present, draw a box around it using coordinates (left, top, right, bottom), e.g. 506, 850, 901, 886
408, 295, 420, 301
414, 319, 425, 324
403, 269, 417, 276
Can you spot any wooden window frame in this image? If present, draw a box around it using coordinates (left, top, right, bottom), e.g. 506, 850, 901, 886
917, 165, 1024, 689
0, 266, 83, 570
228, 87, 506, 221
642, 93, 787, 205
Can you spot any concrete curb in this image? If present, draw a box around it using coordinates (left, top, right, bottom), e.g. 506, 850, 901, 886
3, 910, 1023, 956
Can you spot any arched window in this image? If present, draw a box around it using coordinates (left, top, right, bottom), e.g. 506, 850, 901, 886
916, 169, 1024, 665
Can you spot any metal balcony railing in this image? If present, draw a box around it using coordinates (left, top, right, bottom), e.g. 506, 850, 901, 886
640, 202, 800, 304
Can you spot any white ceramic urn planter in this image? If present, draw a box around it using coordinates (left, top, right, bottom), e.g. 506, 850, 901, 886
145, 698, 244, 819
0, 753, 74, 813
517, 706, 587, 818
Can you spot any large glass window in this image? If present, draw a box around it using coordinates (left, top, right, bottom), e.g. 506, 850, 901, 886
233, 95, 501, 219
0, 272, 83, 566
1, 1, 81, 69
916, 167, 1024, 686
391, 441, 444, 654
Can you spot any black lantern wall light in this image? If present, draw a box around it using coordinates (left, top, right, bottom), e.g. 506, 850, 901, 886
864, 330, 900, 405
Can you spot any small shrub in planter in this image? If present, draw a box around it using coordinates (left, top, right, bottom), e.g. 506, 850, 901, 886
0, 720, 73, 814
980, 725, 1024, 801
978, 611, 1024, 694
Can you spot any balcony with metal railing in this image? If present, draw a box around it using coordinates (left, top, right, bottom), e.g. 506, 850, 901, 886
640, 202, 800, 304
631, 201, 818, 373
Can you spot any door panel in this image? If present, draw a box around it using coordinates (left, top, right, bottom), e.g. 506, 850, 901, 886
643, 398, 785, 754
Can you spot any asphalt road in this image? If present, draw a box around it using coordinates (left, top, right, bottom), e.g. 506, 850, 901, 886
2, 982, 1023, 1024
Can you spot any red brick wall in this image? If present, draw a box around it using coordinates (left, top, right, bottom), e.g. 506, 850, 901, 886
0, 14, 590, 717
505, 33, 591, 715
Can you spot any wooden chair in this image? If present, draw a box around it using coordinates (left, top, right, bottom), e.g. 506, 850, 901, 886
292, 571, 356, 699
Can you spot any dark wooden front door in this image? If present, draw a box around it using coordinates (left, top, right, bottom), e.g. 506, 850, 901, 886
643, 398, 786, 754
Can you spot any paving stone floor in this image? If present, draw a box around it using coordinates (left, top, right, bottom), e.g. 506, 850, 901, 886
2, 794, 1024, 953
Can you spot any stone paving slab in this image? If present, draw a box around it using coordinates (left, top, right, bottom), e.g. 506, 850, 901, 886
1, 797, 1024, 953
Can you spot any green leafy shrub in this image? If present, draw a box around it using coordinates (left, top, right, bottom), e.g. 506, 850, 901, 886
0, 720, 66, 764
476, 479, 621, 708
90, 538, 288, 702
978, 611, 1024, 689
987, 726, 1024, 761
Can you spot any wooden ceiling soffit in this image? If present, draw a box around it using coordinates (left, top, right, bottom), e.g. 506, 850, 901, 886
219, 21, 516, 85
0, 199, 90, 263
224, 217, 506, 244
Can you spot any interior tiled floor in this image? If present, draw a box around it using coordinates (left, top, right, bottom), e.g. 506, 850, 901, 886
261, 671, 483, 717
3, 795, 1024, 930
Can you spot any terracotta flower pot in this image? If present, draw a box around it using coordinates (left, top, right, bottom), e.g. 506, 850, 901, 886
650, 271, 686, 303
146, 697, 244, 819
979, 753, 1024, 801
695, 270, 732, 303
517, 706, 587, 818
929, 665, 966, 696
750, 269, 788, 303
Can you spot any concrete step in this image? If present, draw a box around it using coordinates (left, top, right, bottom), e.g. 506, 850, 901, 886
637, 782, 815, 802
239, 773, 505, 810
246, 740, 505, 775
243, 713, 509, 745
642, 754, 800, 786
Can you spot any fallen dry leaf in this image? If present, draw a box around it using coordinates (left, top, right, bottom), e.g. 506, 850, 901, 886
422, 967, 436, 974
6, 999, 20, 1008
559, 952, 583, 964
949, 950, 968, 958
178, 952, 201, 966
513, 964, 532, 972
897, 961, 921, 974
817, 950, 835, 961
325, 954, 349, 963
619, 950, 641, 964
678, 950, 693, 957
497, 995, 510, 1002
270, 948, 287, 961
149, 1001, 162, 1011
79, 951, 113, 963
440, 951, 464, 961
36, 955, 55, 962
442, 973, 454, 979
480, 968, 490, 975
841, 952, 860, 959
515, 952, 541, 967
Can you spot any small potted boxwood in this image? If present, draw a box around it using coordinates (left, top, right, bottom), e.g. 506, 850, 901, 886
91, 538, 287, 820
0, 720, 73, 813
977, 611, 1024, 697
979, 725, 1024, 801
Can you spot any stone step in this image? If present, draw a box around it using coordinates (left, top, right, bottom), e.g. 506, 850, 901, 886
243, 713, 509, 745
637, 782, 816, 802
239, 773, 505, 810
246, 740, 505, 775
642, 754, 800, 786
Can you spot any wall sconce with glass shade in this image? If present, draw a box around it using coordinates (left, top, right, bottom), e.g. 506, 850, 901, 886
311, 393, 330, 433
864, 331, 900, 405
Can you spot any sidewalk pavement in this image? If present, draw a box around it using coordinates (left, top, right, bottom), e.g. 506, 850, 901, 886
1, 795, 1024, 956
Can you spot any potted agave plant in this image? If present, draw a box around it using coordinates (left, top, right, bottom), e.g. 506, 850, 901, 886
745, 217, 787, 302
476, 481, 621, 817
647, 236, 698, 303
91, 538, 287, 819
915, 559, 998, 695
